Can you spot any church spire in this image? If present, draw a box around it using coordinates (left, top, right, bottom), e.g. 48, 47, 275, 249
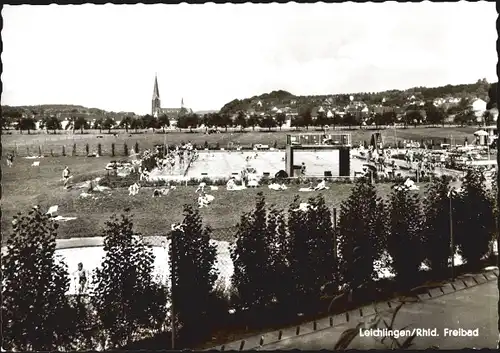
152, 74, 161, 118
153, 74, 160, 100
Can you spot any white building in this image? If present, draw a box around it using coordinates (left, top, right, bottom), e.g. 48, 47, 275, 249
471, 98, 487, 118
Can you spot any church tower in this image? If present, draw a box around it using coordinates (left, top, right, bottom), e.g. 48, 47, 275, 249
152, 74, 161, 118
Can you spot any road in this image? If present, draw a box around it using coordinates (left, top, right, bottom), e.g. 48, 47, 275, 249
260, 279, 498, 350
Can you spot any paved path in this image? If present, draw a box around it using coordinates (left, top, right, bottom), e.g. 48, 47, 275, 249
213, 271, 498, 351
259, 276, 498, 350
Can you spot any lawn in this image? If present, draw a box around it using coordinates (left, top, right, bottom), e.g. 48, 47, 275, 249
1, 155, 433, 243
1, 126, 477, 157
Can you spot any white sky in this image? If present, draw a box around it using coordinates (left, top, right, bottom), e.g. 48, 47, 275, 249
1, 2, 497, 114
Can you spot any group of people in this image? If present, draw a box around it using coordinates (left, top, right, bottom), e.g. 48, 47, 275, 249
153, 142, 199, 175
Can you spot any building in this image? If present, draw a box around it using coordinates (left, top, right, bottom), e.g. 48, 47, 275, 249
471, 98, 487, 118
151, 74, 192, 119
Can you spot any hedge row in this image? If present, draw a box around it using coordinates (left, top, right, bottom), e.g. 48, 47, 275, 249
2, 169, 496, 351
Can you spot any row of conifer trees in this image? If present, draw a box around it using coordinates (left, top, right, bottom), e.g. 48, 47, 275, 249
1, 169, 496, 350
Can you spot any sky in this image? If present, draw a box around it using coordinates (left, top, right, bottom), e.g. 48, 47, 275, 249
1, 2, 497, 114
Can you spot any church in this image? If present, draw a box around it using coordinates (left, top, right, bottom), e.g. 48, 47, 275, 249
151, 74, 192, 118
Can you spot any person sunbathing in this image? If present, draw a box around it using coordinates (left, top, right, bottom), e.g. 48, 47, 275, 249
198, 191, 213, 208
226, 178, 237, 190
314, 179, 327, 191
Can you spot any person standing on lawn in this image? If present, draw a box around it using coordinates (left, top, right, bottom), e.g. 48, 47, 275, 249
62, 166, 71, 188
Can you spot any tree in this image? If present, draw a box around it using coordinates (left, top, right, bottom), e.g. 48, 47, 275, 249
158, 114, 170, 133
42, 116, 61, 134
259, 115, 277, 131
405, 110, 422, 128
2, 109, 22, 130
454, 109, 476, 126
231, 193, 274, 315
234, 111, 247, 131
315, 111, 329, 130
2, 206, 76, 350
299, 107, 313, 130
1, 114, 12, 130
482, 110, 495, 126
66, 116, 90, 134
217, 113, 232, 132
382, 111, 397, 126
337, 178, 386, 291
387, 184, 425, 288
120, 116, 133, 133
185, 113, 199, 132
454, 168, 495, 269
170, 205, 219, 344
332, 113, 342, 127
17, 116, 37, 134
130, 117, 143, 133
373, 113, 385, 128
486, 82, 497, 110
93, 117, 104, 133
344, 113, 357, 128
291, 115, 303, 130
425, 103, 445, 126
102, 117, 116, 134
457, 97, 472, 111
202, 113, 216, 128
275, 112, 287, 131
176, 115, 190, 130
141, 114, 158, 132
247, 114, 260, 131
91, 212, 168, 349
422, 176, 453, 277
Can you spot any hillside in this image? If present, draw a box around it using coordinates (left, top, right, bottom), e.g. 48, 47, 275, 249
219, 79, 492, 115
1, 104, 139, 122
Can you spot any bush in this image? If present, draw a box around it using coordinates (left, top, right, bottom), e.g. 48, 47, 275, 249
2, 206, 76, 351
111, 143, 115, 157
170, 205, 219, 346
91, 212, 169, 349
387, 184, 425, 288
454, 168, 495, 269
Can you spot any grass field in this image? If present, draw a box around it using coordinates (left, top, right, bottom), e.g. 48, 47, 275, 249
2, 127, 478, 157
1, 154, 433, 244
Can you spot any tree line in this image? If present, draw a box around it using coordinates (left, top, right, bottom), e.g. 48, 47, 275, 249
2, 168, 496, 350
2, 101, 491, 136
